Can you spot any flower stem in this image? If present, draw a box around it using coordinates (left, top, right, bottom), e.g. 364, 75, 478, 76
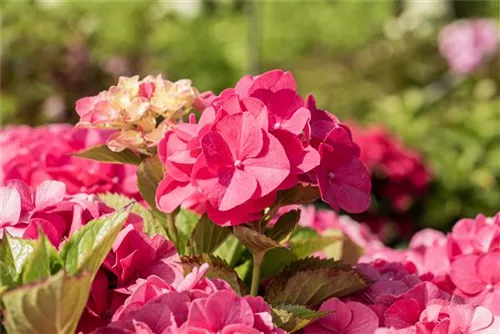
250, 251, 264, 296
166, 213, 178, 246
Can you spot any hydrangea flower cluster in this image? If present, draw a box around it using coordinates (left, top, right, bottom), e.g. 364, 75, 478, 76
358, 212, 500, 325
2, 68, 499, 334
0, 179, 181, 333
155, 70, 371, 225
348, 125, 430, 239
439, 19, 499, 74
271, 205, 500, 333
75, 75, 199, 153
0, 124, 138, 197
94, 264, 284, 334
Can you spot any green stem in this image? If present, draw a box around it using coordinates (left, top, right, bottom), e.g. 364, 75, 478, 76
250, 251, 264, 296
166, 213, 178, 246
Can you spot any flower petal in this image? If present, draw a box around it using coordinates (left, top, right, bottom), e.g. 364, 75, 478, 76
215, 113, 264, 160
243, 131, 290, 196
156, 176, 196, 213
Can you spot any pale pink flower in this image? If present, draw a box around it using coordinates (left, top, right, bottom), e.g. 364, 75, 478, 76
439, 19, 499, 74
75, 75, 199, 153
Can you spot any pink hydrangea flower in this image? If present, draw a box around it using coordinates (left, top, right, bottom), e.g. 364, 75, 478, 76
80, 229, 182, 333
439, 19, 499, 74
156, 70, 371, 225
0, 124, 139, 197
304, 297, 379, 334
378, 299, 500, 334
0, 179, 119, 247
450, 252, 500, 315
447, 213, 500, 260
94, 266, 283, 334
0, 179, 183, 333
352, 260, 451, 328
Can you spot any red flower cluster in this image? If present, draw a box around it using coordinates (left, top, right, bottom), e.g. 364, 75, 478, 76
351, 125, 430, 214
348, 125, 430, 239
156, 70, 371, 225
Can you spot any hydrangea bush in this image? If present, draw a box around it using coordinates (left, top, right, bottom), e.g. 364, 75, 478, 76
1, 69, 499, 334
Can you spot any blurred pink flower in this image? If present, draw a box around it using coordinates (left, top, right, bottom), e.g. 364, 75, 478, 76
439, 19, 499, 74
0, 124, 139, 197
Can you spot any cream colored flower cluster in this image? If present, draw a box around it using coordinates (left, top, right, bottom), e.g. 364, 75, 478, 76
75, 75, 198, 153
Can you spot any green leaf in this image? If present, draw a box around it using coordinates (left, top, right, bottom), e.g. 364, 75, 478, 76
265, 257, 370, 307
235, 260, 252, 283
73, 144, 141, 165
1, 237, 18, 289
289, 227, 363, 264
189, 215, 231, 254
271, 304, 329, 333
0, 262, 16, 291
321, 229, 364, 265
98, 193, 168, 238
277, 184, 321, 206
233, 225, 281, 255
290, 236, 344, 259
175, 209, 201, 255
2, 270, 92, 334
260, 247, 298, 281
290, 226, 320, 241
265, 209, 301, 242
2, 233, 34, 274
60, 204, 132, 277
21, 233, 55, 284
136, 155, 164, 210
213, 234, 246, 267
181, 254, 247, 295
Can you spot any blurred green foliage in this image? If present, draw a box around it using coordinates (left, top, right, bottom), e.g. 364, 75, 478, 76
1, 0, 499, 231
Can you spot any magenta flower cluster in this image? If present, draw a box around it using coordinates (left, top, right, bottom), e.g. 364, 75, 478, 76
155, 70, 371, 225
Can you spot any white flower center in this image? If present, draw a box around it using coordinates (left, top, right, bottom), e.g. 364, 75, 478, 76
112, 177, 119, 184
273, 122, 281, 130
234, 160, 243, 168
486, 284, 494, 291
328, 172, 336, 180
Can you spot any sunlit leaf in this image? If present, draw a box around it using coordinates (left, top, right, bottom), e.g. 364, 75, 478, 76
2, 270, 92, 334
73, 144, 141, 165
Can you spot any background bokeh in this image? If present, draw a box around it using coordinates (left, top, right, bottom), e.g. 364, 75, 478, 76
2, 0, 499, 239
